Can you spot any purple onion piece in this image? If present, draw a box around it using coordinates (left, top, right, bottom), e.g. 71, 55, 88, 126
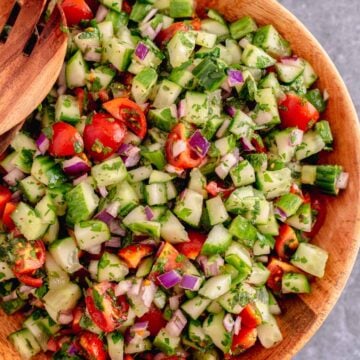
109, 219, 126, 236
274, 207, 288, 222
177, 99, 186, 118
188, 130, 210, 157
141, 8, 158, 24
106, 201, 120, 218
95, 209, 114, 225
95, 4, 108, 22
105, 237, 121, 248
135, 43, 150, 61
179, 274, 202, 291
63, 156, 91, 176
157, 270, 182, 289
234, 316, 242, 335
169, 295, 182, 310
117, 143, 132, 155
3, 168, 25, 186
227, 69, 244, 87
144, 206, 154, 221
165, 309, 187, 337
73, 173, 88, 186
131, 322, 149, 333
36, 132, 50, 154
240, 137, 256, 152
223, 313, 235, 332
225, 105, 237, 117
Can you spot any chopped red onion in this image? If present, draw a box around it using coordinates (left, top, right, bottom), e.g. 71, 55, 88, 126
225, 105, 237, 117
240, 137, 256, 152
129, 279, 143, 297
135, 42, 150, 61
165, 164, 185, 176
172, 140, 187, 158
280, 55, 299, 66
115, 280, 132, 296
234, 316, 242, 335
169, 295, 182, 310
144, 206, 154, 221
216, 118, 231, 139
337, 172, 349, 189
188, 130, 210, 157
19, 285, 36, 294
11, 190, 22, 202
85, 49, 101, 62
141, 8, 158, 24
105, 237, 121, 248
86, 244, 102, 255
177, 99, 186, 118
130, 322, 149, 337
36, 132, 50, 155
223, 313, 235, 332
57, 85, 67, 96
123, 147, 141, 168
98, 186, 108, 198
95, 4, 108, 22
179, 274, 202, 291
3, 168, 25, 186
165, 309, 187, 337
73, 173, 88, 185
106, 201, 120, 218
142, 23, 163, 40
274, 207, 287, 222
141, 280, 157, 307
198, 256, 224, 277
2, 291, 18, 302
221, 78, 232, 93
289, 129, 304, 146
157, 270, 182, 289
228, 69, 244, 87
63, 156, 90, 176
117, 143, 132, 155
109, 219, 126, 236
95, 209, 114, 225
58, 311, 74, 325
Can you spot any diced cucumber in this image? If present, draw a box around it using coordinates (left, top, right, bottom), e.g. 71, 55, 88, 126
195, 31, 217, 48
268, 291, 281, 315
107, 332, 124, 360
42, 218, 60, 244
257, 204, 279, 236
102, 37, 134, 71
0, 261, 14, 282
188, 319, 212, 348
136, 257, 154, 278
91, 157, 127, 187
87, 65, 116, 92
128, 165, 152, 183
153, 80, 182, 109
181, 295, 211, 320
228, 215, 258, 247
183, 91, 209, 126
35, 194, 57, 225
259, 72, 285, 100
66, 182, 99, 226
31, 155, 67, 187
275, 193, 303, 218
201, 19, 229, 38
8, 328, 41, 360
145, 182, 168, 205
228, 110, 255, 139
206, 196, 229, 226
254, 88, 281, 127
45, 252, 70, 290
226, 39, 242, 65
74, 220, 110, 251
230, 16, 257, 39
66, 50, 88, 89
55, 94, 81, 124
203, 312, 231, 353
0, 152, 17, 173
11, 132, 36, 152
201, 224, 232, 256
214, 135, 236, 156
169, 0, 194, 17
123, 206, 161, 237
47, 184, 72, 216
225, 242, 252, 279
130, 2, 153, 22
11, 202, 48, 241
218, 283, 256, 313
97, 20, 114, 40
153, 328, 180, 356
291, 243, 328, 278
257, 314, 283, 348
253, 25, 291, 58
174, 189, 203, 227
100, 0, 123, 12
241, 44, 276, 69
109, 180, 139, 216
167, 31, 196, 68
230, 160, 256, 187
302, 60, 318, 88
49, 237, 82, 273
132, 67, 158, 104
98, 252, 129, 282
159, 210, 189, 244
43, 282, 82, 323
198, 274, 231, 300
192, 58, 227, 91
256, 168, 292, 200
20, 175, 46, 204
295, 131, 325, 161
275, 59, 305, 84
248, 262, 270, 286
282, 272, 311, 294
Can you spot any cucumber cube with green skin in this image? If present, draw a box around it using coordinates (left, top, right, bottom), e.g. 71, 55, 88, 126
8, 328, 41, 360
169, 63, 195, 89
149, 106, 178, 132
302, 60, 318, 88
49, 237, 82, 274
55, 94, 80, 123
256, 167, 292, 200
206, 196, 229, 226
141, 147, 166, 170
35, 194, 57, 225
291, 243, 329, 278
169, 0, 194, 17
195, 31, 217, 49
154, 328, 180, 355
159, 210, 189, 244
145, 183, 168, 206
203, 312, 232, 353
0, 261, 14, 282
230, 160, 256, 187
98, 252, 129, 282
295, 131, 325, 161
102, 38, 134, 71
198, 274, 232, 300
253, 25, 291, 59
20, 176, 46, 204
181, 295, 211, 320
43, 282, 82, 323
259, 72, 285, 100
275, 59, 305, 84
11, 202, 48, 241
129, 2, 152, 22
74, 220, 111, 251
201, 224, 232, 256
128, 165, 152, 183
45, 252, 70, 290
315, 120, 333, 146
108, 180, 139, 216
241, 44, 276, 69
282, 272, 311, 294
10, 149, 34, 174
87, 66, 116, 92
107, 332, 124, 360
174, 189, 204, 227
248, 262, 271, 286
66, 182, 99, 226
257, 314, 283, 349
218, 283, 256, 313
47, 184, 72, 216
188, 319, 212, 348
253, 88, 281, 127
1, 298, 26, 315
42, 219, 60, 244
91, 157, 127, 187
229, 215, 258, 247
11, 132, 37, 152
167, 31, 196, 68
123, 206, 161, 237
66, 50, 88, 89
228, 111, 255, 139
286, 203, 312, 232
184, 91, 209, 126
31, 155, 67, 187
225, 242, 252, 278
192, 58, 227, 91
132, 67, 158, 104
245, 153, 268, 172
230, 16, 257, 39
74, 29, 101, 61
188, 168, 207, 198
100, 0, 123, 13
275, 193, 303, 218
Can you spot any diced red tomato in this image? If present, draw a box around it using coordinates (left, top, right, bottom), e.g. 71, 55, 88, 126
175, 231, 207, 260
305, 194, 327, 238
124, 356, 134, 360
2, 201, 16, 230
15, 274, 43, 288
0, 185, 11, 218
122, 0, 132, 14
267, 258, 302, 292
103, 98, 147, 139
275, 224, 299, 260
79, 331, 107, 360
72, 306, 84, 333
85, 282, 129, 333
13, 240, 46, 275
279, 93, 320, 131
206, 181, 235, 199
83, 113, 127, 161
251, 134, 267, 153
49, 122, 84, 157
118, 244, 153, 269
47, 335, 72, 353
61, 0, 93, 26
230, 326, 257, 355
240, 304, 262, 328
155, 20, 201, 46
74, 88, 86, 115
165, 123, 203, 169
137, 306, 167, 337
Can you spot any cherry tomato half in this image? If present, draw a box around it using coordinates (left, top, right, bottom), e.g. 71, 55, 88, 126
49, 122, 84, 157
137, 306, 167, 337
230, 326, 257, 355
2, 201, 16, 230
13, 240, 46, 275
274, 224, 299, 260
175, 231, 207, 260
0, 185, 12, 218
83, 113, 127, 161
118, 244, 153, 269
61, 0, 93, 26
79, 331, 107, 360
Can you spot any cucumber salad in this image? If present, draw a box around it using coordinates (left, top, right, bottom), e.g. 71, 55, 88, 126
0, 0, 349, 359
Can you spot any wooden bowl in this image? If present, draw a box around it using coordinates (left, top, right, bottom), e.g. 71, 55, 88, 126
0, 0, 359, 359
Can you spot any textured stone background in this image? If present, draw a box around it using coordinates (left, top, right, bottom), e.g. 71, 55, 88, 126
278, 1, 360, 359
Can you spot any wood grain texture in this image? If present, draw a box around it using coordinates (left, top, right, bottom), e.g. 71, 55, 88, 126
0, 0, 359, 359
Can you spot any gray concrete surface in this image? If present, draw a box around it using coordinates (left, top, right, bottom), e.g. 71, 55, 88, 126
278, 1, 360, 359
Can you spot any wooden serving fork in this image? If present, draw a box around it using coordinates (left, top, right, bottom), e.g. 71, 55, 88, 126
0, 0, 68, 154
